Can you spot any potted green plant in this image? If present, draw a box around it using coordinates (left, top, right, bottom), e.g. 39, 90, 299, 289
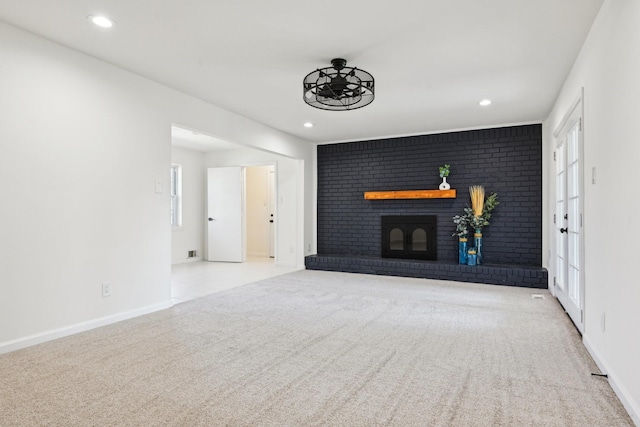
452, 210, 471, 264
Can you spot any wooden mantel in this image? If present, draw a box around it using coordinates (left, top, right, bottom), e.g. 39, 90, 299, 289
364, 189, 457, 200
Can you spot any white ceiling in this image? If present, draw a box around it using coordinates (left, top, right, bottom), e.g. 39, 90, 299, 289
0, 0, 604, 144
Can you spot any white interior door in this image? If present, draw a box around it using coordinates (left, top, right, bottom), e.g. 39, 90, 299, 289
207, 167, 245, 262
554, 102, 584, 332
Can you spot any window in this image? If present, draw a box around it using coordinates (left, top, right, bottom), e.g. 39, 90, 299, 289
170, 164, 182, 227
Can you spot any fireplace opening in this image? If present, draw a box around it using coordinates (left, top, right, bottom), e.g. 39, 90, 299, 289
381, 215, 437, 260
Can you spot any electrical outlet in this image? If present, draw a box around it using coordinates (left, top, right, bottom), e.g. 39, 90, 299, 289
102, 281, 112, 297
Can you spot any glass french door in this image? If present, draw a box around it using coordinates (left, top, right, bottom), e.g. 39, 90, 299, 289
555, 102, 584, 333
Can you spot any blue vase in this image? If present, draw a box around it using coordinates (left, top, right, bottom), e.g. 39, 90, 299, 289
474, 229, 483, 265
458, 237, 468, 264
467, 248, 477, 266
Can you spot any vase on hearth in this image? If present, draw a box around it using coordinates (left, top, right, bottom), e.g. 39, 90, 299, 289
467, 248, 477, 266
458, 237, 468, 264
474, 228, 483, 265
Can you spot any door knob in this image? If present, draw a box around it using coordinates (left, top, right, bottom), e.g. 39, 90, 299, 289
560, 227, 568, 233
208, 218, 215, 221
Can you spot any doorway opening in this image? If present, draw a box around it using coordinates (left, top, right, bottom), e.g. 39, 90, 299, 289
171, 123, 302, 269
205, 164, 277, 264
245, 165, 276, 259
170, 124, 304, 301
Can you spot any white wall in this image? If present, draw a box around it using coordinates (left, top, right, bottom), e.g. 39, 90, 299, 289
205, 149, 305, 267
0, 21, 313, 352
171, 147, 205, 264
544, 0, 640, 422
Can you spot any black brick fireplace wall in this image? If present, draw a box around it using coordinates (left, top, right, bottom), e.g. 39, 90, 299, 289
317, 124, 543, 266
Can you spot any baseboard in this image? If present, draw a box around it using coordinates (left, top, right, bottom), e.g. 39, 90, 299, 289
172, 257, 202, 265
0, 300, 174, 355
583, 335, 640, 426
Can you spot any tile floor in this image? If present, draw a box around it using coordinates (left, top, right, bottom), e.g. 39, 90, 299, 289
171, 256, 302, 304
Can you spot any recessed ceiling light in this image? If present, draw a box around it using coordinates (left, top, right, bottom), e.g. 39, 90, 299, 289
304, 122, 314, 128
479, 99, 492, 106
88, 15, 115, 28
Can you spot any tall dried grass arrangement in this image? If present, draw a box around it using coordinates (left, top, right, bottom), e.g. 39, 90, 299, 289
470, 185, 485, 217
453, 186, 499, 236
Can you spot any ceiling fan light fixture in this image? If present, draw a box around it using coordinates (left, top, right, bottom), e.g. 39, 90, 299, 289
303, 58, 375, 111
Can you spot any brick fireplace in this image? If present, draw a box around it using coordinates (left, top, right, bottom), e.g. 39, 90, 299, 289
307, 124, 548, 288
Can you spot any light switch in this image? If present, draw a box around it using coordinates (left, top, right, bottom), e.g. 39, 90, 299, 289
155, 181, 162, 193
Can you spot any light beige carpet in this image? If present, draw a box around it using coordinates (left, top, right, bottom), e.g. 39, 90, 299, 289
0, 271, 633, 426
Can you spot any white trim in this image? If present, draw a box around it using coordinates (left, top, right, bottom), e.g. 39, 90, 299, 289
553, 88, 584, 138
0, 301, 173, 355
584, 336, 640, 426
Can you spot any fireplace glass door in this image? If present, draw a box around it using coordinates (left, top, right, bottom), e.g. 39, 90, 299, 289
382, 216, 437, 260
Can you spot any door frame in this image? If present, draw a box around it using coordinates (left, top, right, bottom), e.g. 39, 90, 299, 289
267, 167, 276, 258
240, 161, 278, 262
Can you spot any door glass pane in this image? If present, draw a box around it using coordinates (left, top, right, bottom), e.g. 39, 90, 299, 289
568, 125, 577, 162
568, 198, 579, 230
390, 228, 403, 250
412, 228, 427, 251
568, 232, 578, 265
569, 161, 580, 197
557, 246, 566, 291
569, 265, 580, 305
566, 122, 581, 309
556, 142, 567, 290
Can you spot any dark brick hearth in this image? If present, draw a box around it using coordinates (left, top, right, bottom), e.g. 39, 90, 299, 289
305, 255, 548, 288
